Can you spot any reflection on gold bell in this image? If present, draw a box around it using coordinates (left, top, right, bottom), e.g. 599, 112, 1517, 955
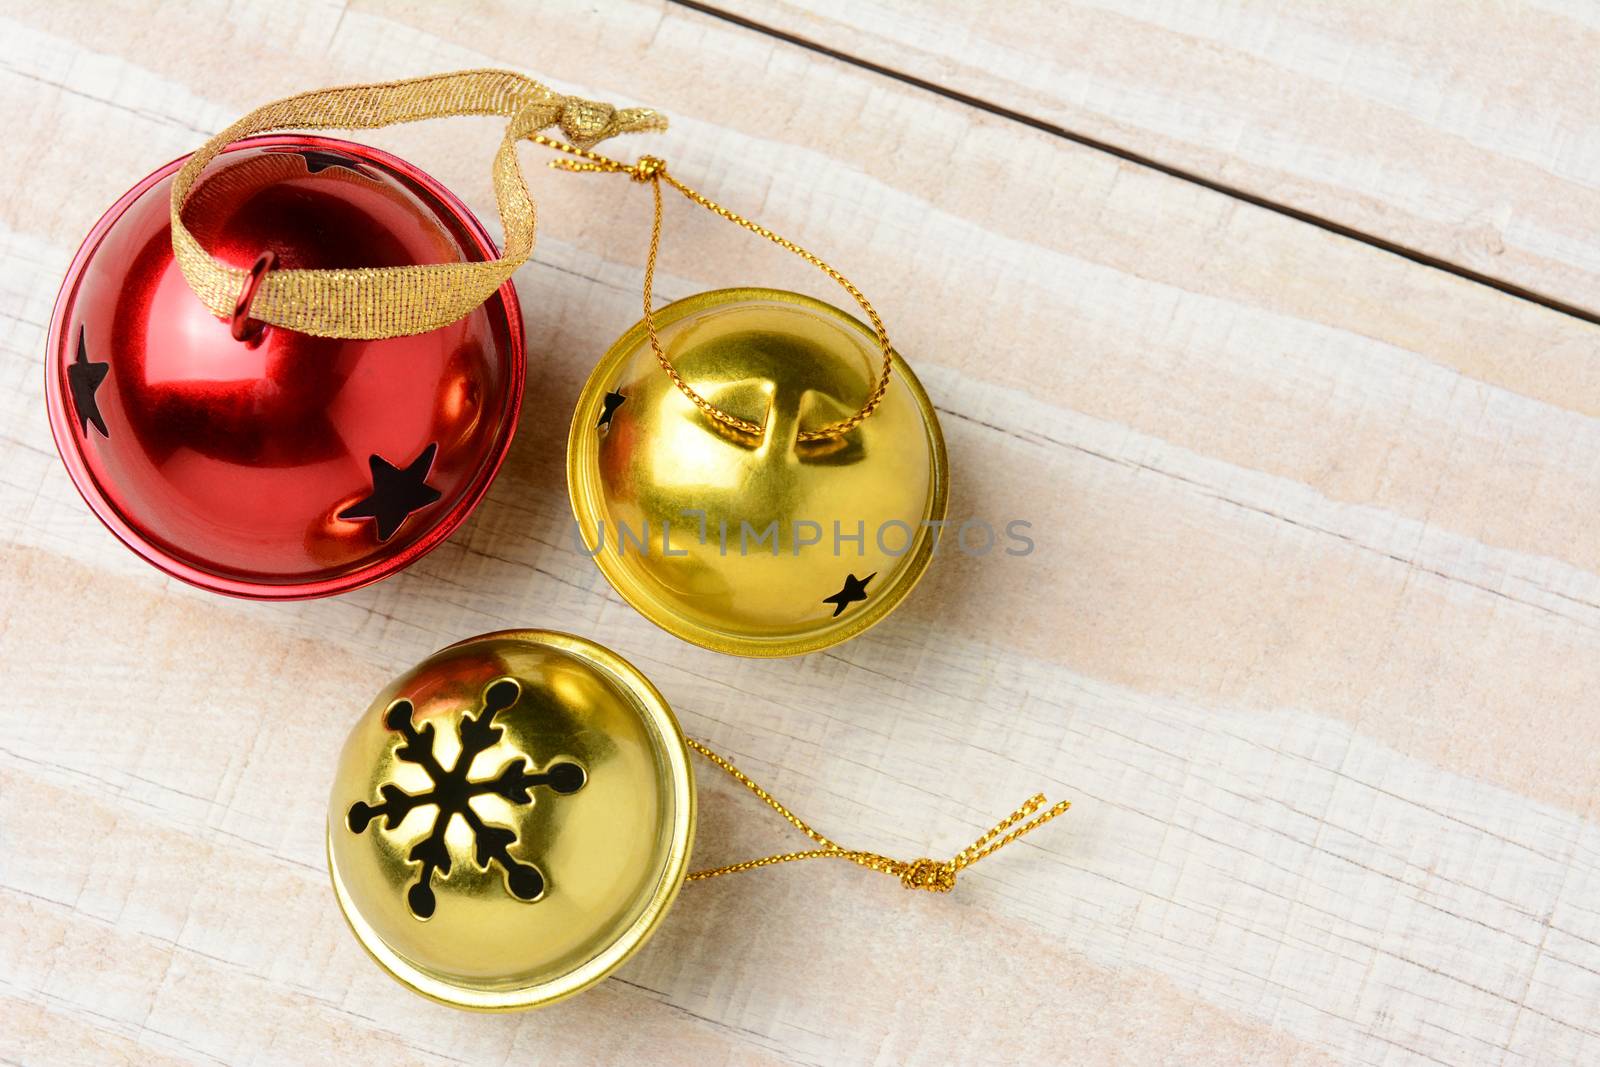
567, 288, 949, 656
327, 630, 694, 1010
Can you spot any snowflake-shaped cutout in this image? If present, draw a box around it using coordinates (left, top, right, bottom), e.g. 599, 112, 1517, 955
346, 678, 586, 919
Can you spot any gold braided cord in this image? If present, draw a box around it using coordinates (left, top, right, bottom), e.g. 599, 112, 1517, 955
684, 739, 1070, 892
170, 70, 665, 339
532, 135, 896, 441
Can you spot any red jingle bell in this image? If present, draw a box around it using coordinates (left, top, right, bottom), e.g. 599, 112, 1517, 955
45, 134, 523, 598
44, 70, 667, 599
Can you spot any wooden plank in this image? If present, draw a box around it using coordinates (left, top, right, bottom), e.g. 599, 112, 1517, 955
717, 0, 1600, 316
1, 1, 1598, 1064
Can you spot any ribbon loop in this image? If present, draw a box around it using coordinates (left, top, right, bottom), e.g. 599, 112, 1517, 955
170, 69, 665, 340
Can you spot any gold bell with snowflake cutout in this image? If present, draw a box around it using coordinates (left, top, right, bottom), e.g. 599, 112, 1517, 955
547, 141, 950, 656
328, 630, 1070, 1010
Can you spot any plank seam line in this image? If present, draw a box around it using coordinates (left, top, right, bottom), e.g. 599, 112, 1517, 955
667, 0, 1600, 328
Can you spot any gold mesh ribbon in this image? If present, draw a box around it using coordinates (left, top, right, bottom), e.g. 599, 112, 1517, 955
686, 739, 1070, 892
170, 69, 665, 339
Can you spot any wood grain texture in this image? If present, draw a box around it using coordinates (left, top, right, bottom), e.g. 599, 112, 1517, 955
2, 2, 1598, 1065
721, 0, 1600, 315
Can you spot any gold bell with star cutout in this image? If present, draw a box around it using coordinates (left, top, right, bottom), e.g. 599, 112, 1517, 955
546, 143, 950, 656
328, 630, 1070, 1010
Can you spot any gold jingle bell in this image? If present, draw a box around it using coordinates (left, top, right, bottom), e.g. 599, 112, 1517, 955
329, 629, 1071, 1010
327, 630, 694, 1010
536, 140, 950, 657
568, 288, 949, 656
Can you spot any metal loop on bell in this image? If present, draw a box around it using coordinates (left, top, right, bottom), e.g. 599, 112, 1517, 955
230, 250, 276, 342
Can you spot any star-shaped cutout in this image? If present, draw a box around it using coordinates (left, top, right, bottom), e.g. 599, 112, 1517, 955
597, 389, 627, 429
67, 327, 110, 438
338, 442, 442, 542
296, 149, 368, 176
823, 572, 876, 617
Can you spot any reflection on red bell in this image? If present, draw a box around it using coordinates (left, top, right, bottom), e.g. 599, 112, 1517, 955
44, 135, 524, 599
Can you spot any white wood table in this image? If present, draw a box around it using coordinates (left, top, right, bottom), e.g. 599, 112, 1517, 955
3, 3, 1599, 1064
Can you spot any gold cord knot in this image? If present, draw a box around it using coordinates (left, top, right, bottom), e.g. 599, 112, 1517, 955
631, 155, 667, 182
898, 858, 958, 892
